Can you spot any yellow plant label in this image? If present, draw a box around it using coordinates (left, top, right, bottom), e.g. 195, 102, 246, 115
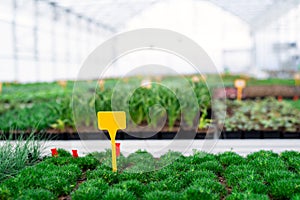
97, 111, 126, 172
294, 73, 300, 86
234, 79, 246, 89
234, 79, 246, 101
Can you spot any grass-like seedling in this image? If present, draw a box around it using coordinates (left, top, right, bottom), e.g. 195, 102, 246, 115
0, 133, 45, 182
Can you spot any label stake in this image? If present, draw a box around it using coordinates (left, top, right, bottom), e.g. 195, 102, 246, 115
97, 111, 126, 172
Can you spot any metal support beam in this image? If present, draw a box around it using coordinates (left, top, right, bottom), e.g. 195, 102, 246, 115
33, 0, 39, 81
250, 31, 257, 70
76, 16, 82, 65
65, 9, 71, 79
40, 0, 116, 33
50, 2, 57, 80
12, 0, 18, 82
250, 0, 300, 31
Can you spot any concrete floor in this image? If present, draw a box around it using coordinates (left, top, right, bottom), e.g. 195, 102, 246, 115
44, 139, 300, 157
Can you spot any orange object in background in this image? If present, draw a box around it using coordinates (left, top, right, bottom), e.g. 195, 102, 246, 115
57, 80, 67, 88
294, 96, 299, 101
141, 78, 152, 89
72, 150, 78, 158
0, 82, 2, 94
192, 76, 200, 83
98, 80, 105, 91
51, 148, 58, 157
278, 96, 283, 102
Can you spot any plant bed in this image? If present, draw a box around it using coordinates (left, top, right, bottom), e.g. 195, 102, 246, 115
1, 149, 300, 200
261, 131, 281, 139
242, 131, 262, 139
214, 86, 300, 99
2, 129, 300, 140
2, 81, 300, 138
283, 131, 300, 139
222, 131, 243, 139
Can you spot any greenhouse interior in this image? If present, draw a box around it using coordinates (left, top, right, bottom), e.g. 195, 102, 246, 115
1, 0, 300, 199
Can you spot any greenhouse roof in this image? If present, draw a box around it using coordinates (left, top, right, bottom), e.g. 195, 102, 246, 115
47, 0, 300, 32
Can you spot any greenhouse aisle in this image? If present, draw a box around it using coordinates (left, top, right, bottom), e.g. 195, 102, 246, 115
44, 139, 300, 157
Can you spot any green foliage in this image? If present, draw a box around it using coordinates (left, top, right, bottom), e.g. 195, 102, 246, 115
217, 98, 300, 132
292, 194, 300, 200
248, 156, 287, 174
264, 170, 298, 183
57, 148, 72, 157
270, 179, 300, 199
232, 180, 268, 194
246, 151, 287, 174
183, 170, 218, 183
186, 151, 217, 164
143, 191, 181, 200
3, 78, 300, 132
157, 151, 182, 166
192, 178, 227, 197
218, 152, 246, 167
0, 78, 212, 132
71, 179, 109, 200
103, 188, 137, 200
247, 150, 279, 161
225, 165, 262, 187
182, 186, 219, 200
147, 177, 185, 192
1, 163, 81, 197
127, 150, 155, 165
114, 180, 147, 197
86, 167, 119, 185
226, 193, 269, 200
15, 189, 56, 200
280, 151, 300, 173
197, 160, 224, 174
118, 170, 155, 183
0, 185, 12, 200
44, 156, 99, 170
2, 149, 300, 199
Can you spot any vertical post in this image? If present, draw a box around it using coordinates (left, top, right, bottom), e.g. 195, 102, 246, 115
110, 133, 117, 172
86, 19, 92, 54
250, 31, 257, 72
50, 2, 57, 81
65, 9, 71, 79
237, 88, 243, 101
76, 16, 82, 65
33, 0, 39, 82
12, 0, 18, 82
